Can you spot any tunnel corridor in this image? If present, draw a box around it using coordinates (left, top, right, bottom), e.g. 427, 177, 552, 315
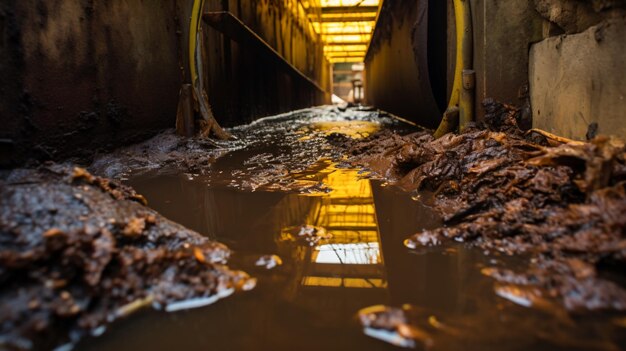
1, 1, 626, 351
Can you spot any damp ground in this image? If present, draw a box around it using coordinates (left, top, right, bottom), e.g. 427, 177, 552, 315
78, 107, 625, 351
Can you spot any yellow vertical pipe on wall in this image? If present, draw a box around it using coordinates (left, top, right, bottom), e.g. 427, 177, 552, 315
434, 0, 473, 138
189, 0, 206, 87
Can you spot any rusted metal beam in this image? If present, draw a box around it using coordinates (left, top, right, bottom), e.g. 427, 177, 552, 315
203, 11, 328, 95
322, 6, 379, 14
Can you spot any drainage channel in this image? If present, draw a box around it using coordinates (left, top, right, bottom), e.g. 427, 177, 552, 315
78, 107, 623, 351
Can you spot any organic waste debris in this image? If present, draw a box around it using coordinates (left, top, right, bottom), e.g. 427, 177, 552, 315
330, 99, 626, 312
91, 106, 404, 192
3, 105, 626, 351
0, 165, 253, 350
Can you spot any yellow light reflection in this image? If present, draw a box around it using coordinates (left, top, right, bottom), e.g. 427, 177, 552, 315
311, 120, 379, 138
314, 242, 380, 264
303, 276, 386, 288
299, 161, 385, 288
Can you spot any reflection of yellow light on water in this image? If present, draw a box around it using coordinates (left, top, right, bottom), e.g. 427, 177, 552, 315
303, 276, 386, 288
288, 161, 385, 288
314, 242, 380, 264
311, 121, 380, 139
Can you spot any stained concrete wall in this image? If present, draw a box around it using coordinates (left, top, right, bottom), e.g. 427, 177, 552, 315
0, 0, 329, 167
0, 1, 184, 166
530, 16, 626, 140
364, 0, 443, 129
365, 0, 544, 127
468, 0, 544, 121
204, 0, 331, 127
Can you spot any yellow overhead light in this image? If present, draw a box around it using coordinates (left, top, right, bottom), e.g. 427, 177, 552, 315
325, 52, 366, 58
329, 57, 364, 63
320, 22, 374, 33
323, 34, 371, 43
324, 44, 368, 52
314, 0, 381, 62
320, 12, 378, 22
321, 0, 380, 6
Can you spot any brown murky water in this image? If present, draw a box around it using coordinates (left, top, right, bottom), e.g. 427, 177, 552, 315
78, 109, 625, 351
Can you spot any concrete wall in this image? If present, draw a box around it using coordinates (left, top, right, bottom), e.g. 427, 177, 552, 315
364, 0, 625, 138
468, 0, 544, 121
365, 0, 544, 127
530, 15, 626, 140
1, 1, 184, 166
364, 0, 443, 129
204, 0, 331, 127
0, 0, 330, 167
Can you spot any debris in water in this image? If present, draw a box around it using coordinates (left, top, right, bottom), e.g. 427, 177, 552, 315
255, 255, 283, 270
494, 284, 543, 308
91, 106, 401, 194
282, 225, 332, 246
0, 164, 251, 350
358, 305, 434, 349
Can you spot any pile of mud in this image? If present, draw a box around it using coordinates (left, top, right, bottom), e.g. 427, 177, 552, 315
333, 100, 626, 311
0, 165, 253, 350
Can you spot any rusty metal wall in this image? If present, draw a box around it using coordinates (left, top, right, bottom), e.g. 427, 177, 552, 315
0, 0, 330, 166
364, 0, 445, 129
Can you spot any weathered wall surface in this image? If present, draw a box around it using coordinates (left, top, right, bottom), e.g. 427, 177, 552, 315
469, 0, 544, 121
0, 1, 184, 166
364, 0, 443, 129
530, 16, 626, 140
0, 0, 329, 167
365, 0, 544, 127
203, 0, 331, 127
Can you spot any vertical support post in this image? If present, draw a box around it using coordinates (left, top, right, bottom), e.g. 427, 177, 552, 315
460, 69, 475, 132
176, 84, 195, 137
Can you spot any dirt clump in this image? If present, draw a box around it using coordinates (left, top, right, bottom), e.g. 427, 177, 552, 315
0, 164, 251, 350
332, 99, 626, 311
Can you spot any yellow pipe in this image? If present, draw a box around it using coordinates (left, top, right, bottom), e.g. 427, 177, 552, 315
186, 0, 230, 140
434, 0, 473, 138
189, 0, 205, 87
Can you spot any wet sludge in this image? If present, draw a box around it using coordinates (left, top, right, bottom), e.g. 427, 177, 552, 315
83, 106, 624, 350
2, 106, 625, 350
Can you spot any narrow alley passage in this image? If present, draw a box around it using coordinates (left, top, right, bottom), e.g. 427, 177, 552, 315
1, 1, 626, 351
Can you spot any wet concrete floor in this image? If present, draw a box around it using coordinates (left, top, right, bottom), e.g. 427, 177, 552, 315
78, 107, 624, 350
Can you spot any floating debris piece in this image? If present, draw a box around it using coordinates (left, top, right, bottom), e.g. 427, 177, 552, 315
165, 297, 222, 313
115, 295, 155, 318
494, 284, 540, 308
282, 225, 332, 247
358, 305, 433, 349
403, 232, 441, 249
255, 255, 283, 270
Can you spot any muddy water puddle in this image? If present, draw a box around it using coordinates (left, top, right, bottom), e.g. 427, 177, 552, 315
79, 112, 625, 350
